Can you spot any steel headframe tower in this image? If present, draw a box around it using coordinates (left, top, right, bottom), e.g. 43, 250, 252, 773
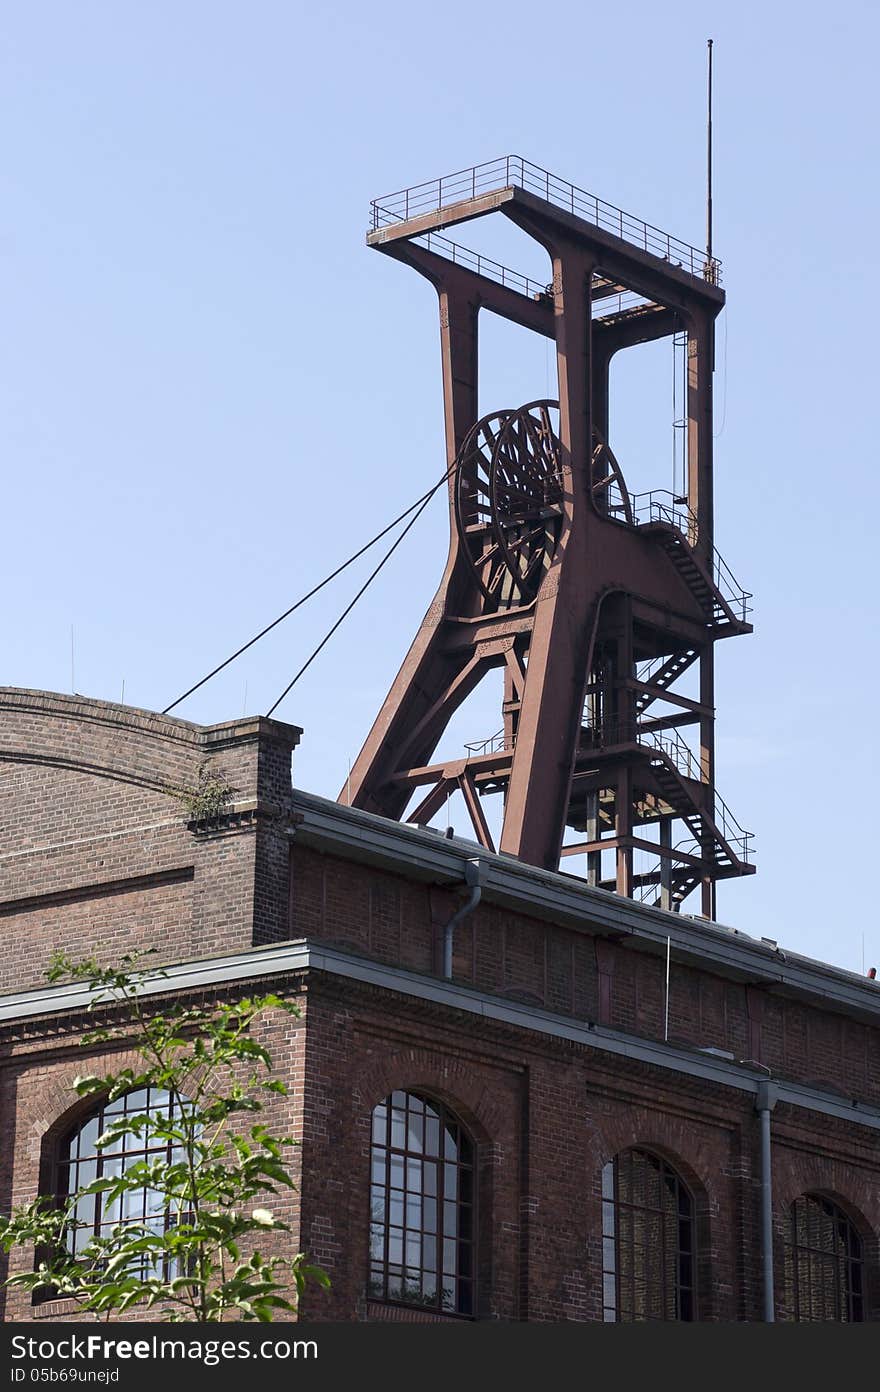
342, 157, 754, 918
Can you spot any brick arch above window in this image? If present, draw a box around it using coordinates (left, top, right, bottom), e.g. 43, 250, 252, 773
31, 1050, 150, 1180
354, 1048, 509, 1147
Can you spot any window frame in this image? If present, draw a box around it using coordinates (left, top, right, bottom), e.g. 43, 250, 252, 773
601, 1147, 697, 1322
53, 1085, 190, 1282
783, 1193, 864, 1323
367, 1089, 477, 1319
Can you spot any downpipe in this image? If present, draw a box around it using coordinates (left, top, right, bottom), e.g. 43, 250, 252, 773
443, 859, 484, 979
756, 1080, 777, 1322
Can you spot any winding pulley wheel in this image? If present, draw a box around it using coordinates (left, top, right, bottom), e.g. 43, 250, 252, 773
454, 400, 564, 609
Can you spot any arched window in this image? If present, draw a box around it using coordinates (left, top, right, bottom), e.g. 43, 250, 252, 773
602, 1148, 695, 1321
368, 1090, 475, 1316
783, 1194, 864, 1322
57, 1086, 187, 1277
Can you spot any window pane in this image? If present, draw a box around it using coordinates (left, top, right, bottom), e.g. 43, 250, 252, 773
407, 1112, 424, 1153
458, 1205, 472, 1242
425, 1114, 440, 1157
459, 1167, 473, 1205
390, 1109, 406, 1150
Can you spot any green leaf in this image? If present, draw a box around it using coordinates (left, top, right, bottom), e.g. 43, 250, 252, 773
72, 1075, 108, 1095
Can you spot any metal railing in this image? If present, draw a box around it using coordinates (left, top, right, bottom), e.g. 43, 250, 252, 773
370, 155, 721, 285
643, 728, 753, 864
406, 227, 548, 300
713, 550, 752, 623
592, 288, 654, 320
409, 229, 652, 322
632, 836, 701, 904
579, 720, 754, 864
712, 789, 753, 863
463, 728, 511, 757
630, 489, 693, 535
644, 727, 702, 782
635, 651, 691, 688
629, 490, 753, 623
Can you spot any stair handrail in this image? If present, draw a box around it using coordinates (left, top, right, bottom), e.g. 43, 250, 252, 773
629, 489, 753, 623
641, 729, 754, 864
642, 727, 701, 782
636, 652, 687, 687
464, 728, 509, 756
633, 834, 701, 904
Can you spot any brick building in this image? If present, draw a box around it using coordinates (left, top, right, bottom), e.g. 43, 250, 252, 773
0, 686, 878, 1322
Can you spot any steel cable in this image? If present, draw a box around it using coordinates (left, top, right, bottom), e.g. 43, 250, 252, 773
163, 463, 453, 715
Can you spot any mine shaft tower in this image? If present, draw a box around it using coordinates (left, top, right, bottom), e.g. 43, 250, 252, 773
341, 157, 754, 918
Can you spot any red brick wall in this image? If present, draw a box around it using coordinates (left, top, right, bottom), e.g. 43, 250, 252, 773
0, 982, 310, 1324
1, 693, 878, 1324
1, 970, 878, 1324
0, 691, 301, 988
293, 975, 880, 1323
290, 845, 880, 1107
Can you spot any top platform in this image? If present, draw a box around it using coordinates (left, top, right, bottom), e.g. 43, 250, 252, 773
369, 154, 722, 291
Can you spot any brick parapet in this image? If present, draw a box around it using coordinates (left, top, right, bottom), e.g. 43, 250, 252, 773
0, 690, 301, 987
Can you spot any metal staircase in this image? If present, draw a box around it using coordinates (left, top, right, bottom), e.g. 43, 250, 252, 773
630, 492, 752, 631
635, 650, 699, 716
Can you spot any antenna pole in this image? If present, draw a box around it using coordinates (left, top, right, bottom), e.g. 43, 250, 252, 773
706, 38, 714, 269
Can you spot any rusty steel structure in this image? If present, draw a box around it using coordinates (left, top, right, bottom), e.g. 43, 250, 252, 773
341, 156, 754, 917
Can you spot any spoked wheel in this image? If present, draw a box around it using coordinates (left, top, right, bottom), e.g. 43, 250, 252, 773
491, 400, 564, 605
591, 429, 633, 524
453, 400, 632, 611
454, 409, 514, 607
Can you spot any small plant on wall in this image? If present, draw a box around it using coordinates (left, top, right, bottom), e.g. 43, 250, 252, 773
168, 763, 238, 822
0, 951, 329, 1321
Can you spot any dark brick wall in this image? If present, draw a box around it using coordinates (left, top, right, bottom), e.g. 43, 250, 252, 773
290, 844, 880, 1107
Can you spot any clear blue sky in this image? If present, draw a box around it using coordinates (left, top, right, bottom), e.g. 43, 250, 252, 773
3, 2, 877, 971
